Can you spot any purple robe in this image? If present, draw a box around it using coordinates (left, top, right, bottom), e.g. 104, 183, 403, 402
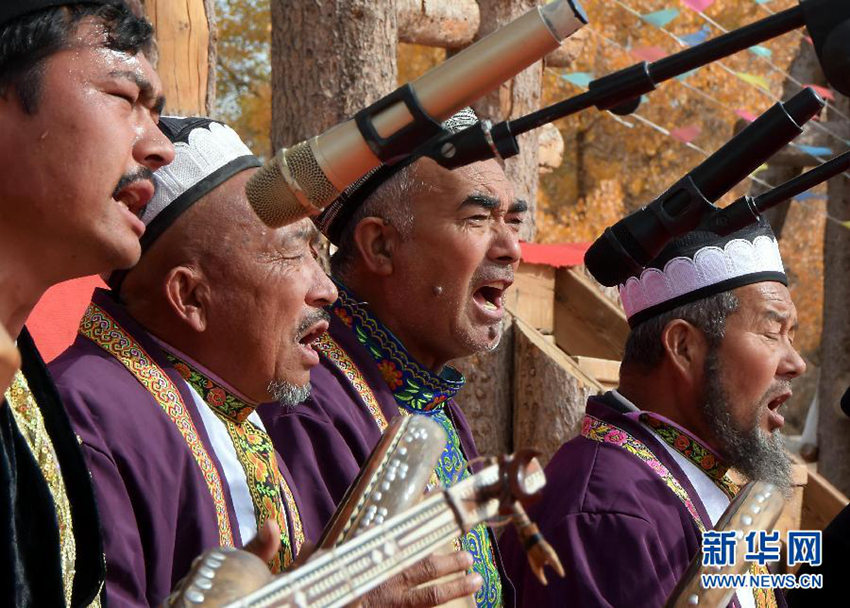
499, 393, 788, 608
49, 289, 312, 608
259, 309, 516, 606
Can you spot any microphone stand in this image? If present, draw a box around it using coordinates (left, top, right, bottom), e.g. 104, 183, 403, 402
699, 149, 850, 236
422, 0, 849, 171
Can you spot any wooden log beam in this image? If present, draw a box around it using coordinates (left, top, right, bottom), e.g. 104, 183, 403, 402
145, 0, 216, 115
553, 267, 629, 361
397, 0, 480, 49
513, 314, 602, 466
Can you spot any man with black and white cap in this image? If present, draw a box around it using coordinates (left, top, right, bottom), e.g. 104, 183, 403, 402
260, 108, 528, 608
51, 116, 483, 608
0, 1, 174, 606
49, 116, 331, 607
500, 218, 805, 607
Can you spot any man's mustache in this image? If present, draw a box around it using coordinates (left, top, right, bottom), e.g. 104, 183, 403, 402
112, 168, 156, 206
295, 308, 331, 341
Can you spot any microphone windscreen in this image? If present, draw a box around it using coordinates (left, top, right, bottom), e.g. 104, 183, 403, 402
840, 385, 850, 418
246, 142, 339, 228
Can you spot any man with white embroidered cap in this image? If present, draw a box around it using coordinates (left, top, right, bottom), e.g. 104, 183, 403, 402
500, 217, 805, 607
0, 1, 173, 605
50, 116, 333, 607
51, 116, 483, 608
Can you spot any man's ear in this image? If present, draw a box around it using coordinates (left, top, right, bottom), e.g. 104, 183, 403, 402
352, 217, 399, 277
164, 266, 209, 333
661, 319, 708, 385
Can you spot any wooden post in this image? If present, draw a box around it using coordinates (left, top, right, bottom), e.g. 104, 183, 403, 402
144, 0, 217, 115
817, 92, 850, 496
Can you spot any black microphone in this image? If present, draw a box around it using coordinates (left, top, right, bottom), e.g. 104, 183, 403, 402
584, 88, 824, 287
245, 0, 587, 228
841, 386, 850, 418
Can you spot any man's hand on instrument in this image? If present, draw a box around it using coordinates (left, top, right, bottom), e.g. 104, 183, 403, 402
355, 551, 482, 608
243, 520, 282, 564
0, 323, 20, 396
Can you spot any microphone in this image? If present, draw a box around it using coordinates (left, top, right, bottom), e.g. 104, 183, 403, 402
584, 88, 824, 287
699, 149, 850, 236
246, 0, 588, 228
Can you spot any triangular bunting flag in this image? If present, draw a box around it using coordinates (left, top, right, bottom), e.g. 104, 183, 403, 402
679, 26, 711, 46
631, 46, 668, 62
683, 0, 715, 12
796, 145, 833, 157
735, 109, 758, 122
642, 9, 680, 28
737, 72, 771, 90
670, 125, 701, 143
561, 72, 594, 88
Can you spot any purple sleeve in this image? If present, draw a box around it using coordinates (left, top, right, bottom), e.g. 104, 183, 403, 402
501, 511, 681, 607
265, 409, 370, 540
79, 443, 149, 608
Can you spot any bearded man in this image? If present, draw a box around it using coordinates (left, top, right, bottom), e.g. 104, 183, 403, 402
0, 1, 174, 605
260, 109, 526, 608
51, 116, 480, 608
500, 218, 805, 607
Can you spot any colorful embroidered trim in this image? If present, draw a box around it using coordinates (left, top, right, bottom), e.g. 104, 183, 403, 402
6, 370, 77, 607
325, 290, 503, 607
640, 414, 738, 500
79, 303, 234, 547
330, 285, 464, 412
582, 414, 707, 532
170, 359, 254, 424
585, 415, 776, 608
169, 354, 304, 571
314, 332, 388, 432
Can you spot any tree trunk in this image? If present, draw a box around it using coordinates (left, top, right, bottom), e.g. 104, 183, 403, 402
472, 0, 542, 243
817, 92, 850, 496
748, 40, 824, 238
270, 0, 398, 150
144, 0, 217, 115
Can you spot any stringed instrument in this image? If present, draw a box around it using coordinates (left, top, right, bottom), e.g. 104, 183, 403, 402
318, 415, 446, 548
664, 481, 787, 608
166, 443, 550, 608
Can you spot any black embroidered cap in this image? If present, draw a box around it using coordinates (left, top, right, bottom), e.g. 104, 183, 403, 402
313, 107, 480, 246
619, 217, 787, 328
0, 1, 121, 27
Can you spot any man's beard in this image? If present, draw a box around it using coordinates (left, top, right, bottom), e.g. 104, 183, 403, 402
702, 350, 792, 494
267, 379, 311, 409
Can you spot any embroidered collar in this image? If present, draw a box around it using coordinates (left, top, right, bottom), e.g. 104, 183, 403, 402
329, 281, 465, 412
164, 351, 256, 424
609, 391, 738, 499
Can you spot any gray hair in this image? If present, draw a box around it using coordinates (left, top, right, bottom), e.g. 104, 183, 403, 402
622, 291, 740, 371
330, 161, 431, 280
